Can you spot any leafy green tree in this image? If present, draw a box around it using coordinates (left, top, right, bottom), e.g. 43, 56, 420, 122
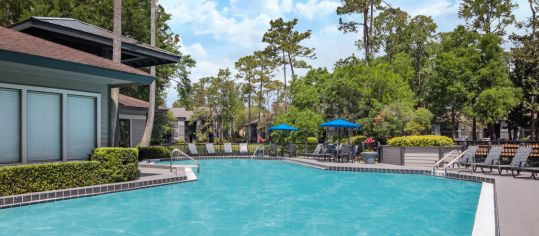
474, 87, 522, 139
407, 15, 437, 104
263, 18, 315, 100
428, 26, 479, 138
235, 55, 257, 142
405, 108, 434, 135
458, 0, 517, 35
372, 7, 410, 62
337, 0, 382, 65
272, 106, 324, 143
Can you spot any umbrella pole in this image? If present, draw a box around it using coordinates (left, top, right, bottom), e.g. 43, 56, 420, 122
348, 128, 351, 145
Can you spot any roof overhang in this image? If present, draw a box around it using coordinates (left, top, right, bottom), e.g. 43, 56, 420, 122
10, 17, 181, 68
0, 49, 154, 86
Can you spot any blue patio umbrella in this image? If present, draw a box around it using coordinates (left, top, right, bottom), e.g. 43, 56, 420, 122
268, 123, 299, 131
320, 119, 361, 144
268, 124, 298, 156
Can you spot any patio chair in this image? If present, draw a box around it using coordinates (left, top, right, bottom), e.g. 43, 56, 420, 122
269, 143, 277, 157
337, 145, 352, 162
289, 144, 297, 158
508, 146, 534, 177
187, 143, 199, 156
352, 145, 359, 162
205, 143, 217, 156
480, 146, 533, 176
319, 144, 336, 162
454, 145, 479, 168
223, 143, 233, 156
468, 146, 503, 173
520, 165, 539, 179
239, 143, 249, 156
302, 144, 322, 159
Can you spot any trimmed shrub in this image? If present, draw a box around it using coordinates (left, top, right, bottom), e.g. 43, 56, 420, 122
387, 135, 453, 147
138, 146, 170, 160
0, 161, 108, 196
91, 147, 139, 182
306, 137, 318, 144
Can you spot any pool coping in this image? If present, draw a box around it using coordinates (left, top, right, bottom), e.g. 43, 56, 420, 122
0, 174, 192, 209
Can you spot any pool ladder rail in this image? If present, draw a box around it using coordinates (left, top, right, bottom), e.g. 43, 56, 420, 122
250, 145, 264, 160
432, 150, 469, 176
170, 149, 200, 174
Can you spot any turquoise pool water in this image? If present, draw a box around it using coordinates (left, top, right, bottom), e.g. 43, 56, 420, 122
0, 160, 481, 235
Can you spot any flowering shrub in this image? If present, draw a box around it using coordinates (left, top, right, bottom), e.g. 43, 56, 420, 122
363, 137, 376, 151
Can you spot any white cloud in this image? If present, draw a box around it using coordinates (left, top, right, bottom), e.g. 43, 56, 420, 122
296, 0, 340, 20
184, 43, 208, 59
163, 0, 271, 49
406, 0, 460, 17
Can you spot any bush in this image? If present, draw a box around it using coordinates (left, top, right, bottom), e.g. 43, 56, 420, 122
306, 137, 318, 144
91, 148, 140, 182
138, 146, 170, 160
387, 135, 453, 147
0, 161, 108, 196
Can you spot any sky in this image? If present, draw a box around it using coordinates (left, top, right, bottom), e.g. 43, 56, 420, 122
159, 0, 533, 107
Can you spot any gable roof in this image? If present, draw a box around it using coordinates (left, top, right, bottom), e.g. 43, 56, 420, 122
0, 26, 154, 84
10, 17, 181, 67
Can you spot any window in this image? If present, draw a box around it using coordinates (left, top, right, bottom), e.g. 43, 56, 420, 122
119, 119, 131, 148
67, 95, 96, 160
0, 88, 20, 163
0, 83, 100, 164
27, 91, 61, 162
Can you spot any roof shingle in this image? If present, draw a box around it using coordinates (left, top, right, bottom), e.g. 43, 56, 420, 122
0, 26, 151, 77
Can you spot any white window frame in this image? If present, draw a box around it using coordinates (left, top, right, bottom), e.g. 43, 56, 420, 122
0, 82, 101, 163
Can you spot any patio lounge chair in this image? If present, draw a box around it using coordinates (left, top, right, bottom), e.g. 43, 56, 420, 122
289, 144, 297, 158
318, 144, 336, 162
455, 145, 479, 168
205, 143, 217, 156
223, 143, 233, 156
468, 146, 503, 173
337, 145, 352, 162
302, 144, 322, 159
187, 143, 199, 156
269, 143, 277, 157
520, 166, 539, 179
239, 143, 249, 156
480, 146, 533, 176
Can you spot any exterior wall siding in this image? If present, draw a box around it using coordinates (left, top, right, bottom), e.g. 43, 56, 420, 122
0, 62, 110, 147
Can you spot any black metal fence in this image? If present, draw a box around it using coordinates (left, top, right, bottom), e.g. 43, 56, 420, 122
160, 142, 374, 158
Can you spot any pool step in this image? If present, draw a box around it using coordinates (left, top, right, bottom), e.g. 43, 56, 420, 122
432, 169, 446, 177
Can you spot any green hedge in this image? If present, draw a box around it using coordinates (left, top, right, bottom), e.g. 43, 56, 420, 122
306, 137, 318, 144
90, 147, 139, 182
387, 135, 453, 147
0, 147, 141, 196
138, 146, 170, 160
0, 161, 108, 196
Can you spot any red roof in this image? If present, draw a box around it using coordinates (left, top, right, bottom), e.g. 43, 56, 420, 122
0, 26, 150, 77
119, 94, 166, 111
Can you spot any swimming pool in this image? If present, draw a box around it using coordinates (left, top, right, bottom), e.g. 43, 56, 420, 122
0, 160, 481, 235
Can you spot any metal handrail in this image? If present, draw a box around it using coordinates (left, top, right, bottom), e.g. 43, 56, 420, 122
251, 144, 263, 160
438, 151, 469, 175
171, 148, 200, 174
432, 150, 465, 175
